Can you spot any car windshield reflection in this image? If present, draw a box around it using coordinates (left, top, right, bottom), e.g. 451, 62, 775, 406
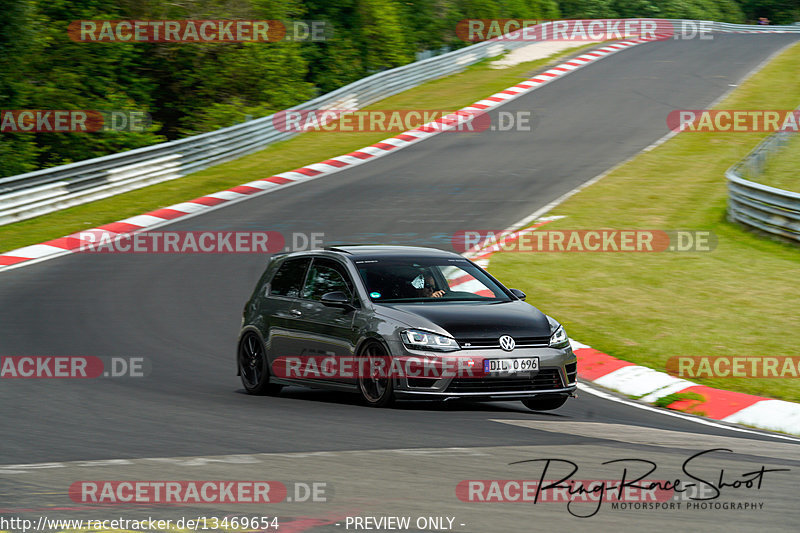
356, 257, 511, 303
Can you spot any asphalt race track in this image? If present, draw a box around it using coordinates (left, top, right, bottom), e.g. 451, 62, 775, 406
2, 34, 799, 532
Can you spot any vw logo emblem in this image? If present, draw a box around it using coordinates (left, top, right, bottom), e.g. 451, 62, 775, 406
499, 335, 515, 352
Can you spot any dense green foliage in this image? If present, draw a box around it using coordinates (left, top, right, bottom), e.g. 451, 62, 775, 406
0, 0, 788, 177
558, 0, 748, 22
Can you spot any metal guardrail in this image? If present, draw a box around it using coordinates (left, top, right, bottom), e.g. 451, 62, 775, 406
726, 128, 800, 242
2, 19, 799, 225
715, 22, 800, 32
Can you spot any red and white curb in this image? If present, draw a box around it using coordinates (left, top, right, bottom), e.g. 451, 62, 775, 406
573, 340, 800, 436
0, 38, 659, 270
465, 220, 800, 437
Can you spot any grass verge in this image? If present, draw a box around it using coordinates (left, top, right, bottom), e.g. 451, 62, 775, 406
0, 44, 598, 253
757, 132, 800, 192
488, 41, 800, 403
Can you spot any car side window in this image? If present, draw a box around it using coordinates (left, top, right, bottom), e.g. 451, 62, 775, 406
269, 257, 311, 298
302, 259, 354, 301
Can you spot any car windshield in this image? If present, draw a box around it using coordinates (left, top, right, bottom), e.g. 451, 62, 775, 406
355, 257, 511, 303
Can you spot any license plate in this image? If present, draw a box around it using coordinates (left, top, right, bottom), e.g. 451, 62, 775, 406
483, 357, 539, 374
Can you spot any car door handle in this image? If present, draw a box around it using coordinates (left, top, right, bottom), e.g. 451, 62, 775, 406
290, 309, 302, 316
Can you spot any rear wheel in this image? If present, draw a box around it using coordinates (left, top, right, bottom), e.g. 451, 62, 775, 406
238, 332, 282, 396
357, 342, 395, 407
522, 395, 568, 411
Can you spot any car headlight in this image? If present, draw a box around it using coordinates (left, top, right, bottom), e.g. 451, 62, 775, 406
549, 324, 569, 348
401, 329, 460, 352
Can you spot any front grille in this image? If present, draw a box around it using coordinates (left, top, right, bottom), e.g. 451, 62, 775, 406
445, 368, 564, 393
565, 362, 577, 384
456, 336, 550, 349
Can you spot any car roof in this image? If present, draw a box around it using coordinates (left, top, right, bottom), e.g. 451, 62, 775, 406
269, 245, 466, 264
325, 245, 462, 260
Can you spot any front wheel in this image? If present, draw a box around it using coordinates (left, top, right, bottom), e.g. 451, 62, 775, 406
357, 342, 395, 407
522, 395, 568, 411
238, 332, 282, 396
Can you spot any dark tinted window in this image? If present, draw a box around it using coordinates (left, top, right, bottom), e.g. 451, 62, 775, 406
356, 257, 509, 302
269, 257, 311, 298
302, 259, 353, 301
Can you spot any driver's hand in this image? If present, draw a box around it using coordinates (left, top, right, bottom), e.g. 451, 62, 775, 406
431, 290, 445, 298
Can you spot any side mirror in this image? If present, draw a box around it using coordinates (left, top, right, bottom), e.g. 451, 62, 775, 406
509, 288, 526, 301
320, 291, 354, 309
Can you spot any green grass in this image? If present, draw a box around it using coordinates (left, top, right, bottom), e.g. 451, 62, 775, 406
0, 43, 599, 253
653, 392, 705, 409
757, 132, 800, 193
488, 41, 800, 403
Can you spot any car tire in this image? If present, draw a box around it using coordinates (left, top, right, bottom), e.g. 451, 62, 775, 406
238, 332, 283, 396
357, 341, 395, 407
521, 396, 568, 411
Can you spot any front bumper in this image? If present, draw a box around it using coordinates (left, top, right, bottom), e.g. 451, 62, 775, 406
386, 340, 578, 401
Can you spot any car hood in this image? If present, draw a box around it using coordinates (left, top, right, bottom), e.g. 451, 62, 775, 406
375, 300, 551, 340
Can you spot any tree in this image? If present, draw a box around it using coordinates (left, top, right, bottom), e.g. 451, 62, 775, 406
558, 0, 619, 18
737, 0, 800, 24
0, 0, 41, 175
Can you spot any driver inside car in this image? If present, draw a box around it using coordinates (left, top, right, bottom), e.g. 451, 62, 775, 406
411, 272, 446, 298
